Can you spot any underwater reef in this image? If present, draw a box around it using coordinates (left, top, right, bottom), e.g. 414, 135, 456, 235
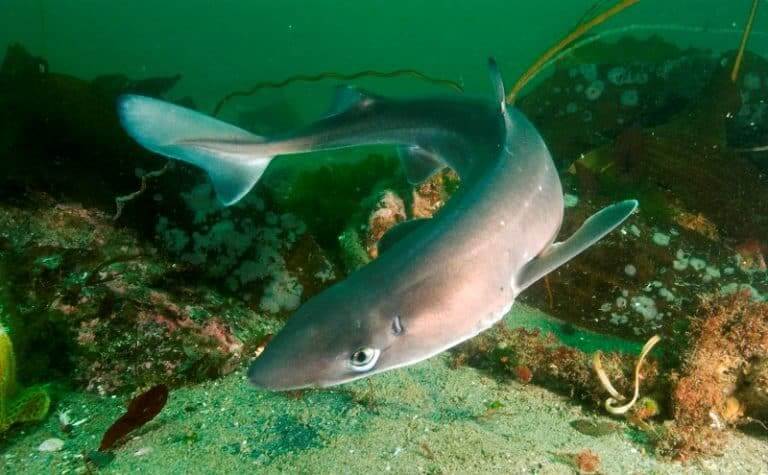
0, 190, 280, 395
452, 290, 768, 461
0, 44, 196, 235
516, 38, 768, 344
0, 26, 767, 467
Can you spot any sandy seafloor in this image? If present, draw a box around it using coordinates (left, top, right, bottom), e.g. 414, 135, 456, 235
2, 305, 767, 474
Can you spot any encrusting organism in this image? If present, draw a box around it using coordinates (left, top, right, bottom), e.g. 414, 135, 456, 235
659, 291, 768, 460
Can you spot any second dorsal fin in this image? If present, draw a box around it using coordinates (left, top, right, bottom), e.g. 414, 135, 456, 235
398, 146, 446, 184
327, 85, 375, 116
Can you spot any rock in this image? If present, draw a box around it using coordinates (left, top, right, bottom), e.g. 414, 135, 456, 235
37, 438, 64, 452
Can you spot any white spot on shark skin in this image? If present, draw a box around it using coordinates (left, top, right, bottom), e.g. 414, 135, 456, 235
537, 185, 543, 191
499, 220, 506, 227
477, 304, 508, 331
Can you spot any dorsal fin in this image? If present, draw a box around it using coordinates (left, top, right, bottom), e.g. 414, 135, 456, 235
487, 57, 507, 114
327, 85, 375, 116
398, 146, 446, 184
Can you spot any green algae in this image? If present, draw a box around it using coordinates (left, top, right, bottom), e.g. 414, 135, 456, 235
266, 151, 406, 250
337, 226, 371, 272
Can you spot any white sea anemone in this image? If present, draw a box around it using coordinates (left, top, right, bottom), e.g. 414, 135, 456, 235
585, 80, 605, 101
620, 89, 639, 107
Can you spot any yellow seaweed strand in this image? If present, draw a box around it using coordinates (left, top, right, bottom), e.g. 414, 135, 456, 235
0, 326, 16, 426
506, 0, 641, 105
731, 0, 760, 83
593, 334, 661, 415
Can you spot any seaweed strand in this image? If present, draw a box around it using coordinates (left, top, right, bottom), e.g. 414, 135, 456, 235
594, 335, 661, 415
505, 0, 640, 105
541, 23, 768, 74
212, 69, 463, 116
731, 0, 760, 82
734, 145, 768, 153
112, 161, 173, 221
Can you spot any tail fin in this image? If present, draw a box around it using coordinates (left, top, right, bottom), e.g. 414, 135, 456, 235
117, 95, 271, 205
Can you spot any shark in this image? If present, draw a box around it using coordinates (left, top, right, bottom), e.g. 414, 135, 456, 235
117, 59, 637, 391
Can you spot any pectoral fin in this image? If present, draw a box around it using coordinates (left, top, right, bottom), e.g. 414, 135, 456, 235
398, 146, 445, 184
378, 218, 429, 255
516, 200, 638, 290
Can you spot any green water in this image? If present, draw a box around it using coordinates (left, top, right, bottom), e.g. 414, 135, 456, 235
1, 0, 762, 109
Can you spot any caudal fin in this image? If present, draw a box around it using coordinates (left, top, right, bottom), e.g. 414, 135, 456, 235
117, 95, 271, 205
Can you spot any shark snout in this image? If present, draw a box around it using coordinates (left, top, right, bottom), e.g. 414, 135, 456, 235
247, 341, 329, 391
248, 354, 303, 391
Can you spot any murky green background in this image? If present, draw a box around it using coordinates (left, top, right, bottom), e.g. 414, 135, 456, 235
1, 0, 762, 111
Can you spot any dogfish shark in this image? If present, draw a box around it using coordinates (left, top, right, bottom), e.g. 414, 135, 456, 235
118, 59, 637, 391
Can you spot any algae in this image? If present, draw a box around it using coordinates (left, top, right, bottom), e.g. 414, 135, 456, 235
267, 152, 406, 250
0, 326, 50, 434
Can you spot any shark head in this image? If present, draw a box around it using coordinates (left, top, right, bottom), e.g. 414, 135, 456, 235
247, 279, 417, 391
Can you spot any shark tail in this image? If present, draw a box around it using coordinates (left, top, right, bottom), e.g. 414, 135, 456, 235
117, 94, 271, 205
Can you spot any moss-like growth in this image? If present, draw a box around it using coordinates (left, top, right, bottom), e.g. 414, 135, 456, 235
659, 292, 768, 460
268, 152, 405, 250
337, 226, 371, 272
0, 326, 50, 433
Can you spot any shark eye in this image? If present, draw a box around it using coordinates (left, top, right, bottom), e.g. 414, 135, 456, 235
349, 347, 380, 372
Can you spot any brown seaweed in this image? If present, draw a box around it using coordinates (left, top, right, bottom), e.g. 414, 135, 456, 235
99, 384, 169, 451
211, 69, 464, 116
659, 292, 768, 460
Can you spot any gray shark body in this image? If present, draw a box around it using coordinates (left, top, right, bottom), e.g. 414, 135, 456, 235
118, 60, 636, 391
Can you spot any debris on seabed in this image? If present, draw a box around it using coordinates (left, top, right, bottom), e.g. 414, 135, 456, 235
37, 438, 64, 452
